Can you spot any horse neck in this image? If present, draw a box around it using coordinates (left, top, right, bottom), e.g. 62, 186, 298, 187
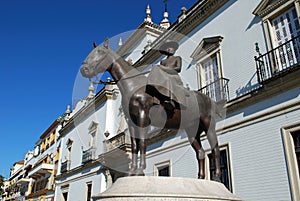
108, 56, 135, 93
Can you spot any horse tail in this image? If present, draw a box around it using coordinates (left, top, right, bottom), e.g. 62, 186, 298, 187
212, 99, 226, 119
194, 91, 226, 120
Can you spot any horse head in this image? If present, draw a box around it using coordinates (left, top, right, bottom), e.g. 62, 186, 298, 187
80, 39, 115, 79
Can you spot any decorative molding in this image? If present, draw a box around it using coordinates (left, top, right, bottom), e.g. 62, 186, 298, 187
281, 125, 300, 201
55, 160, 102, 181
59, 89, 107, 137
88, 121, 98, 133
134, 0, 230, 69
116, 21, 165, 58
190, 36, 224, 61
253, 0, 295, 17
104, 86, 119, 100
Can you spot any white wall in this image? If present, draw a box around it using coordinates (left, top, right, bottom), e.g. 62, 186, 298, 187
175, 0, 265, 99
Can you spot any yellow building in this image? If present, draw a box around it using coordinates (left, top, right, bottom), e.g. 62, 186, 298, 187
26, 120, 61, 201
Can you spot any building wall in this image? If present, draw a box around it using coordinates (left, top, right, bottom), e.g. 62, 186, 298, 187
174, 0, 265, 99
55, 165, 104, 201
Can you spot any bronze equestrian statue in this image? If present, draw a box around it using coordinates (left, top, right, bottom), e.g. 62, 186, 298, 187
80, 39, 222, 181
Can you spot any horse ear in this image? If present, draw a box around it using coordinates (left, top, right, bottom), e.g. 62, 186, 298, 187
93, 41, 97, 48
104, 38, 109, 49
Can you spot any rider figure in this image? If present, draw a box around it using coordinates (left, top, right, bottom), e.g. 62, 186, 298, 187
159, 40, 184, 110
146, 40, 186, 112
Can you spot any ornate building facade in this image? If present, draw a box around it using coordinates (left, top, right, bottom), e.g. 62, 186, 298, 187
2, 1, 300, 201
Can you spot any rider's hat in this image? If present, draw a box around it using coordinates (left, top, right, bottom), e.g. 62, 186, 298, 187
159, 40, 179, 54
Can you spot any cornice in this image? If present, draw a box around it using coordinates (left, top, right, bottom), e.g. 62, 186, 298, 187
55, 160, 101, 180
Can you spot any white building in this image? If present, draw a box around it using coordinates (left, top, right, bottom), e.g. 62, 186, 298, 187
56, 1, 300, 201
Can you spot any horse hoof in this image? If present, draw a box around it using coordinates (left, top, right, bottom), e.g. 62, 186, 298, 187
128, 172, 135, 176
135, 168, 145, 176
128, 168, 137, 176
198, 173, 205, 179
212, 174, 222, 182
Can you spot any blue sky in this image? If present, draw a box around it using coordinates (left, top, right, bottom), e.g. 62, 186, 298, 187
0, 0, 196, 178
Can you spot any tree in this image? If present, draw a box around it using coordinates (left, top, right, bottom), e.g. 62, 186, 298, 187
0, 174, 4, 194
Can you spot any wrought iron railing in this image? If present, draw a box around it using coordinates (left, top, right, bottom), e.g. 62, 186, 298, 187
60, 160, 70, 173
255, 35, 300, 83
198, 78, 230, 103
82, 147, 96, 164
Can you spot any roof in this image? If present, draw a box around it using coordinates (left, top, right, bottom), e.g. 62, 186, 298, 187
39, 119, 60, 139
13, 159, 24, 166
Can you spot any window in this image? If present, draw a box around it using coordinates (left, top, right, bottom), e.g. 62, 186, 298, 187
61, 185, 69, 201
62, 192, 68, 201
86, 182, 92, 201
282, 124, 300, 201
154, 161, 171, 177
207, 145, 232, 192
66, 139, 73, 161
200, 56, 222, 102
61, 139, 73, 172
292, 131, 300, 176
88, 121, 98, 149
253, 1, 300, 78
271, 7, 300, 70
191, 36, 229, 102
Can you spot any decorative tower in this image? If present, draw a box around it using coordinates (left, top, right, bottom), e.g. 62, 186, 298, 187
118, 37, 123, 47
144, 4, 152, 23
160, 1, 170, 29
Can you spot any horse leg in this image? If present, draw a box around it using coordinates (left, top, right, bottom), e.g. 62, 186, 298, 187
139, 131, 146, 170
186, 126, 205, 179
204, 116, 221, 181
128, 125, 139, 176
136, 110, 148, 175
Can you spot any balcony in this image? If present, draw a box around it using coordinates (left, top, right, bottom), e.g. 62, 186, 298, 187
60, 160, 71, 173
100, 132, 131, 172
198, 77, 230, 103
104, 132, 131, 153
255, 35, 300, 83
28, 163, 53, 180
82, 147, 96, 164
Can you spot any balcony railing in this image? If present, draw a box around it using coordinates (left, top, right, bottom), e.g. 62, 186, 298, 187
198, 77, 230, 103
82, 147, 96, 164
60, 160, 70, 173
104, 132, 131, 153
255, 35, 300, 83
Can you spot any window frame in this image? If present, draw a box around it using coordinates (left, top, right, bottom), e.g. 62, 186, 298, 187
282, 122, 300, 201
88, 121, 98, 149
206, 143, 233, 192
154, 160, 171, 177
191, 36, 224, 90
61, 184, 69, 201
256, 1, 300, 52
86, 182, 92, 201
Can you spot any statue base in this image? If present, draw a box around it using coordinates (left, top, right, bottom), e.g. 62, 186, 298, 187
93, 176, 243, 201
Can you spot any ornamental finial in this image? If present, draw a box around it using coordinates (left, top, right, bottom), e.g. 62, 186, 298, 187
160, 1, 170, 28
145, 4, 152, 23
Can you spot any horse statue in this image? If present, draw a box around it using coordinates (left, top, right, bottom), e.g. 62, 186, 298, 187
80, 39, 222, 181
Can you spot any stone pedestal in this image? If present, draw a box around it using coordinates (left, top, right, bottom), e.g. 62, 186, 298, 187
93, 176, 243, 201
